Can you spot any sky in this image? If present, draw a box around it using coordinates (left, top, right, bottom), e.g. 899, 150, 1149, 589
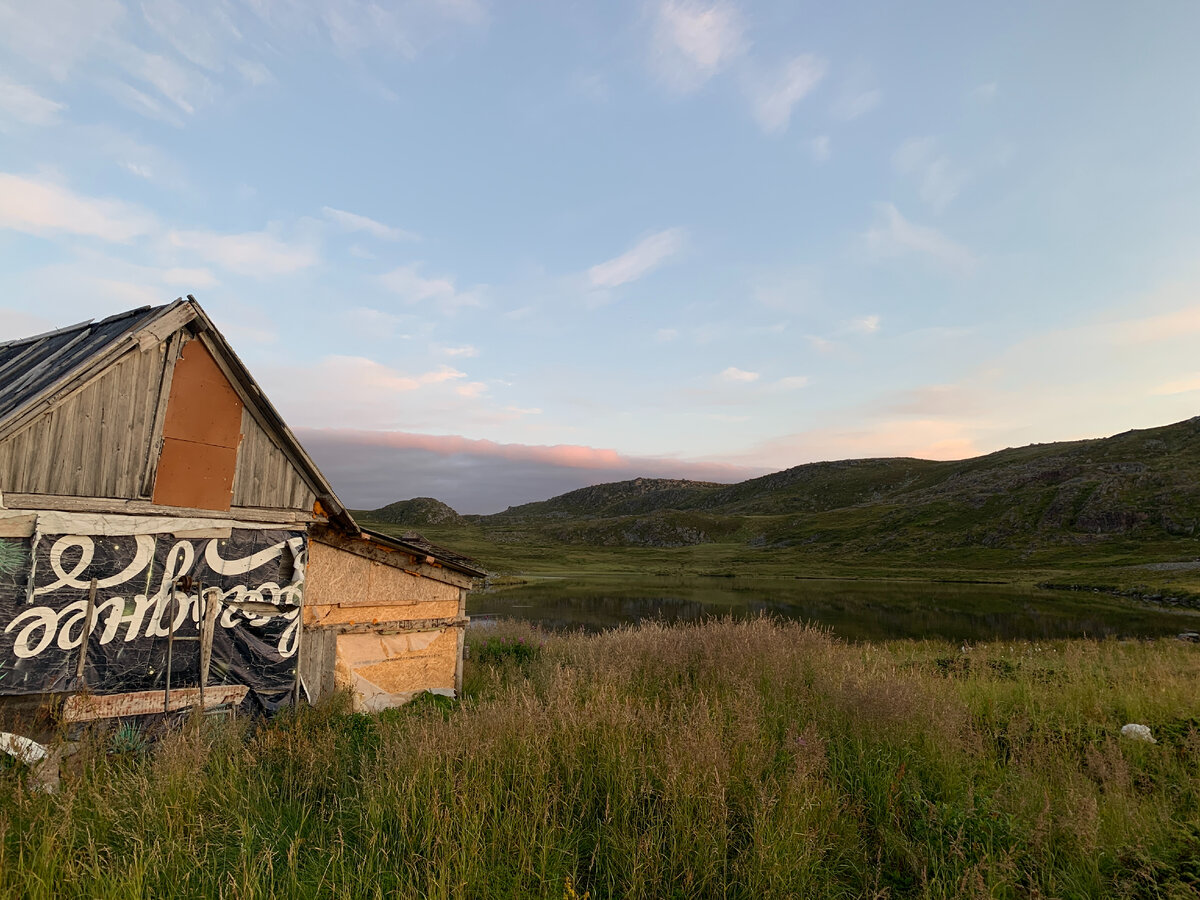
1, 1, 1199, 513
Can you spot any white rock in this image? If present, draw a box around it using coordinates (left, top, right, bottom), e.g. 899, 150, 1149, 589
1120, 723, 1156, 743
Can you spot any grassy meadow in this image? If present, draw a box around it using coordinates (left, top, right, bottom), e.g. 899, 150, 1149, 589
3, 617, 1199, 898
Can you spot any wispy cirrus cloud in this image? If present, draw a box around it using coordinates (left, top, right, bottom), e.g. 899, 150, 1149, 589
167, 228, 319, 276
746, 54, 828, 134
0, 172, 156, 242
380, 263, 484, 311
863, 203, 975, 273
650, 0, 746, 93
588, 227, 687, 288
893, 137, 969, 212
323, 206, 419, 241
831, 89, 880, 121
0, 78, 65, 126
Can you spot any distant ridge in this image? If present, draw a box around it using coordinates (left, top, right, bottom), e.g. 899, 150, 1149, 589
368, 497, 464, 527
363, 418, 1200, 552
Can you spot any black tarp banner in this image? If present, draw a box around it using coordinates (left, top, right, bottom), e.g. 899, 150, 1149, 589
0, 528, 306, 713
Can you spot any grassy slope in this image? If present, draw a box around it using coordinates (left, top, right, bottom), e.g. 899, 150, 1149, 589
4, 619, 1198, 898
359, 418, 1200, 594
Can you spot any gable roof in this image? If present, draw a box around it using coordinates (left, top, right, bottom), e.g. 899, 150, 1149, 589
0, 297, 356, 532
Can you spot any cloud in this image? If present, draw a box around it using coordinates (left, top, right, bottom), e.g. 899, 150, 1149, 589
0, 308, 56, 341
162, 266, 218, 287
297, 427, 764, 512
745, 418, 983, 469
655, 327, 680, 342
747, 55, 828, 133
0, 172, 156, 242
850, 314, 880, 333
806, 335, 836, 354
1151, 374, 1200, 396
167, 228, 319, 276
322, 206, 419, 241
380, 263, 483, 311
651, 0, 746, 92
0, 78, 65, 126
830, 88, 881, 121
863, 203, 975, 273
973, 82, 998, 102
772, 375, 809, 390
807, 134, 831, 163
719, 366, 759, 382
893, 137, 968, 212
442, 345, 478, 358
588, 227, 687, 288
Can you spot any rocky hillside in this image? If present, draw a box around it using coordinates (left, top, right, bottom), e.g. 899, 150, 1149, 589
367, 497, 464, 527
469, 418, 1200, 550
361, 418, 1200, 554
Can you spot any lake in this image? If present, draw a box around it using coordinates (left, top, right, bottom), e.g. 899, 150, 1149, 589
467, 574, 1199, 642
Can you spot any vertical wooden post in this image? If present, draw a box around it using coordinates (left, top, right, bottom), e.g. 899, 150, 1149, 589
291, 595, 304, 707
455, 586, 468, 697
199, 586, 219, 709
75, 578, 98, 681
164, 585, 175, 712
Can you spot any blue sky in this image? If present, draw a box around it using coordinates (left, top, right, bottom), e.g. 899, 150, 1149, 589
2, 0, 1199, 512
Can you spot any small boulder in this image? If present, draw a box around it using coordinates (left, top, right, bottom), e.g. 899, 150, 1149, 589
1177, 632, 1200, 643
1120, 723, 1156, 743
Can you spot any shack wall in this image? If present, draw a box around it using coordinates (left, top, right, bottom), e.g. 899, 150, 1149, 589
303, 539, 468, 710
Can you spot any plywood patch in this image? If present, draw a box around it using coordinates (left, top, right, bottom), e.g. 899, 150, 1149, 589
336, 628, 458, 698
152, 339, 243, 511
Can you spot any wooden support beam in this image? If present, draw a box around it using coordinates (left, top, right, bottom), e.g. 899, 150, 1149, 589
311, 616, 468, 636
1, 494, 317, 524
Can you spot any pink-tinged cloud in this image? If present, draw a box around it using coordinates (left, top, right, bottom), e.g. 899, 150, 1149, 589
739, 418, 985, 471
299, 428, 758, 478
295, 427, 767, 512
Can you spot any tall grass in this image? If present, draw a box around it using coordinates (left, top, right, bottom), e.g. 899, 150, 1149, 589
2, 618, 1199, 898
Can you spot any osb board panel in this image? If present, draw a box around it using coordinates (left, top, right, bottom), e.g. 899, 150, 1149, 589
152, 438, 237, 511
336, 630, 450, 667
0, 344, 165, 498
305, 541, 459, 622
161, 340, 243, 448
306, 600, 461, 627
338, 628, 458, 695
368, 557, 458, 605
232, 406, 317, 511
305, 540, 373, 608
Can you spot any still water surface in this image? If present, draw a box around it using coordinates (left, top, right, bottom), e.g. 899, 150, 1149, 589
468, 575, 1197, 642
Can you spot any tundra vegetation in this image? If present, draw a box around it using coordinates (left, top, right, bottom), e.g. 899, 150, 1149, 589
3, 617, 1199, 899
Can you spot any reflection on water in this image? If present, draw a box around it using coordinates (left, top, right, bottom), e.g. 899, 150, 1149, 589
467, 575, 1197, 642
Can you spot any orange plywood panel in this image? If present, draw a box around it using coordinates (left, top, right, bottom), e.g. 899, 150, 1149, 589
161, 339, 243, 449
152, 438, 237, 510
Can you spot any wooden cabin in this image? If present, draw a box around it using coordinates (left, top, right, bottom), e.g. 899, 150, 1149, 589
0, 298, 484, 728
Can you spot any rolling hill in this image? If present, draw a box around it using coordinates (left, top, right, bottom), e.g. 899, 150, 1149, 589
359, 417, 1200, 586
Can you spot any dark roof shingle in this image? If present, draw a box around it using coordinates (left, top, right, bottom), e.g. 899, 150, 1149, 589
0, 305, 168, 425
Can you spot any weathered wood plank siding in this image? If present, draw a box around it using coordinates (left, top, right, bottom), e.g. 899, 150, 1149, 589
0, 344, 166, 498
231, 407, 317, 512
